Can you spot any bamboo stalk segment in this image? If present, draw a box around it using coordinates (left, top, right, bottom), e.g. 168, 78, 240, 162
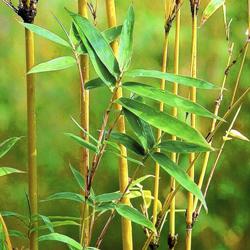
105, 1, 133, 249
78, 0, 90, 246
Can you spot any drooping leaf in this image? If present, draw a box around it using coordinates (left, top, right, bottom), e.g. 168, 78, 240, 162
125, 69, 217, 89
68, 10, 120, 78
115, 204, 156, 233
117, 98, 211, 149
39, 233, 82, 250
85, 78, 107, 90
201, 0, 225, 26
110, 132, 145, 155
71, 22, 116, 89
0, 167, 25, 177
95, 202, 116, 213
157, 140, 213, 153
0, 137, 21, 158
118, 6, 135, 72
95, 192, 122, 203
39, 215, 54, 233
1, 211, 27, 221
42, 192, 84, 203
123, 82, 222, 120
8, 230, 27, 239
124, 109, 155, 150
151, 152, 207, 211
65, 133, 98, 153
28, 57, 76, 74
20, 22, 71, 48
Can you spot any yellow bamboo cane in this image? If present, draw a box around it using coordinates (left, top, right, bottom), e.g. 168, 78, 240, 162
168, 3, 180, 249
105, 1, 133, 249
186, 2, 197, 250
78, 0, 90, 246
0, 214, 12, 250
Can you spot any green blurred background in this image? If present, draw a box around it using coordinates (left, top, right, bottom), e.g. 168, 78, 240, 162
0, 0, 249, 249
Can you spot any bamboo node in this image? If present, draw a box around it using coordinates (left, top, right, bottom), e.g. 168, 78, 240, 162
168, 233, 178, 249
18, 0, 38, 23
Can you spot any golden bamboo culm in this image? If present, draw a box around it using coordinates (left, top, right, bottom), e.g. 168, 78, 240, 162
186, 2, 198, 250
169, 1, 180, 249
78, 0, 90, 247
105, 1, 133, 249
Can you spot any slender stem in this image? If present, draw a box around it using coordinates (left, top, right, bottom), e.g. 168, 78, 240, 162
0, 214, 12, 250
25, 26, 38, 250
186, 3, 198, 250
105, 1, 133, 250
168, 4, 180, 249
193, 43, 234, 211
196, 106, 242, 215
78, 0, 90, 246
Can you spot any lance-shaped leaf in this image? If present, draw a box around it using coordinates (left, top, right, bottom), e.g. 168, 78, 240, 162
115, 204, 156, 233
95, 192, 122, 203
0, 137, 21, 158
28, 57, 76, 74
9, 230, 27, 239
39, 233, 82, 250
20, 22, 71, 48
85, 78, 107, 90
68, 10, 120, 78
201, 0, 225, 26
69, 165, 95, 198
157, 140, 213, 153
130, 175, 154, 188
117, 98, 211, 149
125, 69, 217, 89
72, 22, 116, 89
124, 109, 155, 150
42, 192, 84, 203
70, 25, 123, 55
151, 152, 207, 211
123, 82, 222, 120
110, 132, 145, 155
0, 167, 25, 177
118, 6, 135, 72
65, 133, 98, 153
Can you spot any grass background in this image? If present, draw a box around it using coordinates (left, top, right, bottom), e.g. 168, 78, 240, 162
0, 0, 249, 249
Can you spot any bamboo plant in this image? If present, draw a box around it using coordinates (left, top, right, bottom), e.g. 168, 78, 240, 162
1, 1, 249, 249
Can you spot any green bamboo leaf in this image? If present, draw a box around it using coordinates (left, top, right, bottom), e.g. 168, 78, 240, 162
95, 192, 122, 203
102, 25, 123, 43
70, 25, 123, 55
39, 233, 82, 250
1, 211, 27, 221
118, 6, 135, 72
95, 202, 116, 213
20, 22, 71, 48
117, 98, 211, 149
124, 109, 155, 150
28, 57, 76, 74
115, 204, 156, 233
157, 140, 213, 153
125, 69, 217, 89
69, 165, 95, 197
68, 10, 120, 78
123, 82, 222, 120
0, 167, 25, 177
85, 78, 107, 90
110, 132, 145, 155
130, 175, 154, 188
71, 22, 116, 89
65, 133, 98, 153
201, 0, 225, 26
39, 215, 54, 233
0, 223, 7, 250
151, 152, 207, 211
8, 230, 27, 239
0, 137, 21, 158
42, 192, 84, 203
